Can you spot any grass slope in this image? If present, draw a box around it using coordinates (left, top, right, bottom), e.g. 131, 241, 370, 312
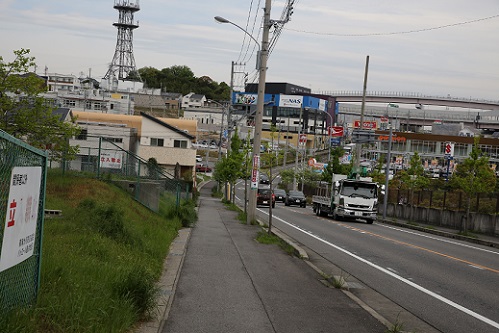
1, 171, 189, 333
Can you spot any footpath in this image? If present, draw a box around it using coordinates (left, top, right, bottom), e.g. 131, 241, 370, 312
136, 181, 386, 333
136, 181, 499, 333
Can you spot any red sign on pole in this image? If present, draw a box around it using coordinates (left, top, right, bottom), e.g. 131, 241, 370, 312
299, 134, 307, 144
328, 126, 344, 137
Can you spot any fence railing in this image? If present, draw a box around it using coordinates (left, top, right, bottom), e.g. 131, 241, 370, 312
0, 130, 48, 311
386, 188, 499, 214
51, 138, 191, 212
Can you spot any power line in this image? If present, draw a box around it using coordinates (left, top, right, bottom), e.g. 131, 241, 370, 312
284, 13, 499, 37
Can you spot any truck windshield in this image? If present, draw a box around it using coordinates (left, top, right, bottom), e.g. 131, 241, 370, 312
341, 183, 377, 198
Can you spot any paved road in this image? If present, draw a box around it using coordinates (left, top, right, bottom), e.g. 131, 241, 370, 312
242, 187, 499, 333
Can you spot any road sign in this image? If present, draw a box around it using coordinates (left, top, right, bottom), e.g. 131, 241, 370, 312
351, 129, 376, 144
299, 134, 307, 144
328, 126, 344, 137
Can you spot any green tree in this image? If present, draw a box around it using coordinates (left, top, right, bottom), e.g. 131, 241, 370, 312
213, 130, 244, 203
450, 137, 496, 231
138, 65, 230, 100
0, 49, 80, 160
321, 147, 351, 183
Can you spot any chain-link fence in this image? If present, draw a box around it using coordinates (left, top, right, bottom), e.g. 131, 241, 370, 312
0, 130, 47, 311
52, 138, 190, 211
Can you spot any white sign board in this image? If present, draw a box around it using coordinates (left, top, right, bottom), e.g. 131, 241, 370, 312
279, 94, 303, 108
0, 166, 42, 273
250, 155, 260, 189
100, 151, 123, 169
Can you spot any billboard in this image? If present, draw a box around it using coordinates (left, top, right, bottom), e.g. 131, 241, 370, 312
278, 94, 303, 108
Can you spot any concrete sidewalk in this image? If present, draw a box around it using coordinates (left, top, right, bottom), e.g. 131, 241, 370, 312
153, 181, 386, 333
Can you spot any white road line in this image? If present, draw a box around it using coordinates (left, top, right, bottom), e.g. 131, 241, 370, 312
269, 213, 499, 330
378, 223, 499, 255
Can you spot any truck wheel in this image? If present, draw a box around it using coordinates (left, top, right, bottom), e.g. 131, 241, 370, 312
366, 219, 374, 224
316, 207, 320, 216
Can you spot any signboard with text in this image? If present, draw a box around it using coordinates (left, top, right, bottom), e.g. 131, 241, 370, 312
100, 151, 123, 169
444, 142, 454, 158
279, 94, 303, 108
0, 166, 42, 273
328, 126, 344, 137
250, 155, 260, 189
354, 120, 377, 129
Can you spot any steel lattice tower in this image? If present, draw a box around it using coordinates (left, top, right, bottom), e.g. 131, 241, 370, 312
104, 0, 141, 82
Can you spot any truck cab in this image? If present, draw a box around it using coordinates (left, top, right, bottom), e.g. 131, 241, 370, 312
332, 178, 379, 224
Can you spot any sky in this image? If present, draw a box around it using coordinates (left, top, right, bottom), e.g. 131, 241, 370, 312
1, 0, 498, 101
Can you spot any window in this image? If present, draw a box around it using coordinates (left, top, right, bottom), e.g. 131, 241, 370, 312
151, 138, 164, 146
174, 140, 187, 148
76, 129, 88, 140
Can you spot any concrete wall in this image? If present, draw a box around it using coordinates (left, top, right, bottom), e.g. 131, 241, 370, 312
383, 204, 499, 236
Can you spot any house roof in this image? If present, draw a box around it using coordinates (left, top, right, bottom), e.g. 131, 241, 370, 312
52, 108, 73, 122
71, 111, 198, 137
140, 112, 195, 140
190, 94, 205, 100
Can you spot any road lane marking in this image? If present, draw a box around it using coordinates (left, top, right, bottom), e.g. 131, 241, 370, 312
268, 213, 499, 330
334, 222, 499, 275
378, 224, 499, 255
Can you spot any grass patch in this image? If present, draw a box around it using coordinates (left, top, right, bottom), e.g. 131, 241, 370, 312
458, 230, 479, 239
0, 171, 193, 333
255, 230, 295, 256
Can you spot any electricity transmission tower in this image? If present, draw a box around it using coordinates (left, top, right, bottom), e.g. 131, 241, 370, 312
104, 0, 142, 86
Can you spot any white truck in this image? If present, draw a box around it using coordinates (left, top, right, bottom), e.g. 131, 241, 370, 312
312, 175, 381, 224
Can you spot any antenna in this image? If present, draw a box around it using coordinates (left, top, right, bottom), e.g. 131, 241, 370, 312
104, 0, 142, 84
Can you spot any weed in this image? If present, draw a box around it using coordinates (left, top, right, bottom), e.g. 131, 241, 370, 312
458, 230, 478, 238
113, 268, 159, 320
385, 314, 405, 333
328, 271, 351, 290
255, 230, 295, 256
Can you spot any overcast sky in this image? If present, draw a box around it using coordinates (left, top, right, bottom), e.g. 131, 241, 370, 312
1, 0, 498, 100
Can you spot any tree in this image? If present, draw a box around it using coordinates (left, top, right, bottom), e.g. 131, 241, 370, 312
321, 147, 351, 183
450, 137, 496, 231
212, 130, 244, 203
138, 65, 230, 100
0, 49, 81, 160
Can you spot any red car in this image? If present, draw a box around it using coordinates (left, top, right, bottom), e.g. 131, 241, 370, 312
196, 164, 212, 173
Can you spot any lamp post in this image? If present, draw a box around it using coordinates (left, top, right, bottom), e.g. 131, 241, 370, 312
215, 1, 271, 224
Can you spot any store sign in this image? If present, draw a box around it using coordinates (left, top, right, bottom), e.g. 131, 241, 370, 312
444, 142, 454, 157
0, 167, 42, 273
279, 94, 303, 108
354, 120, 377, 129
328, 126, 344, 137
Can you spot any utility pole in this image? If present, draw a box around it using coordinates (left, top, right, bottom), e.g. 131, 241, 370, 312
247, 0, 272, 224
355, 55, 369, 177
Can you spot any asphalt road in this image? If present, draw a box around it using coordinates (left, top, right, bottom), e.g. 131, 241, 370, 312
235, 181, 499, 333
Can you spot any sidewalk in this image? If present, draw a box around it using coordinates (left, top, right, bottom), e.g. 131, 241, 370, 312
145, 181, 386, 333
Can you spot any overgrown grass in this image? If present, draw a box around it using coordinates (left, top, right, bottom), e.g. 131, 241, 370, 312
255, 230, 296, 256
0, 171, 191, 333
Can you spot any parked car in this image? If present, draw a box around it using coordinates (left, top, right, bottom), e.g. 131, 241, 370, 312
273, 188, 287, 202
257, 187, 275, 208
195, 164, 212, 173
285, 190, 306, 208
196, 155, 203, 162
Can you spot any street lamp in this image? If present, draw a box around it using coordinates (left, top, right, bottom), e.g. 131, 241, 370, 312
215, 4, 271, 224
214, 16, 261, 69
